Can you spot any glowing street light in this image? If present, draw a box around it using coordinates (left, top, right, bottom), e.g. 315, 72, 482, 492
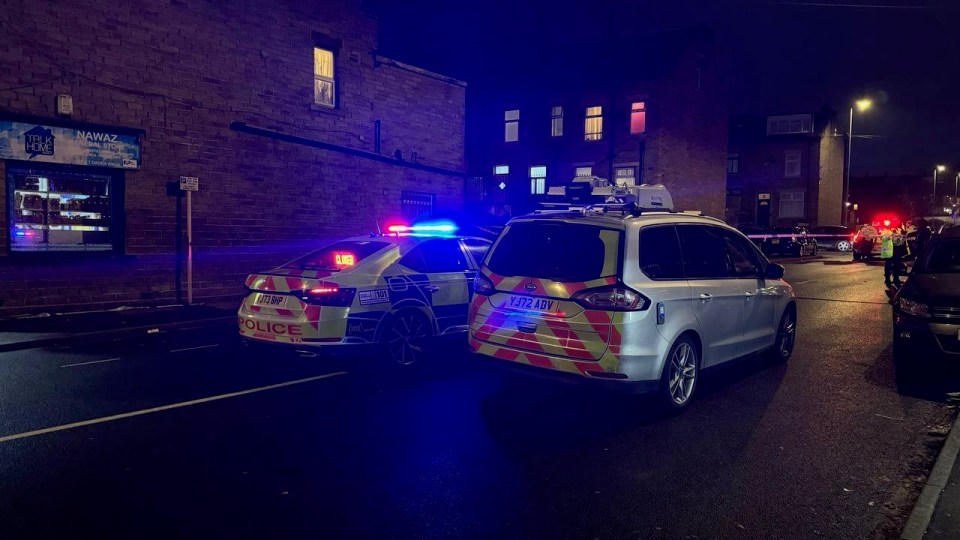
934, 164, 947, 207
844, 98, 873, 225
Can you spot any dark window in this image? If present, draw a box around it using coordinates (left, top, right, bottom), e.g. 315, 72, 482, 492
285, 241, 389, 271
918, 238, 960, 274
639, 225, 684, 279
677, 225, 729, 279
721, 229, 762, 277
401, 191, 435, 220
7, 164, 122, 253
400, 239, 468, 273
486, 222, 621, 282
461, 238, 491, 265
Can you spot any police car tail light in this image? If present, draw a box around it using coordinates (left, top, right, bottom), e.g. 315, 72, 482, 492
473, 273, 495, 296
302, 281, 356, 306
572, 285, 649, 311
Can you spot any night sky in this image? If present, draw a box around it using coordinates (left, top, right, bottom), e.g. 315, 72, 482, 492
375, 0, 960, 178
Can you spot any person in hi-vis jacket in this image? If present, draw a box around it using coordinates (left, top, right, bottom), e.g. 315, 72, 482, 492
882, 227, 907, 286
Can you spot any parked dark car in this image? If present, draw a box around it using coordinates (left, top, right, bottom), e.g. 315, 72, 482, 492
892, 226, 960, 385
737, 225, 768, 250
762, 226, 818, 257
809, 225, 856, 252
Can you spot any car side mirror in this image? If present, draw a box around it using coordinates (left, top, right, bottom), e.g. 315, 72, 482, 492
764, 263, 785, 280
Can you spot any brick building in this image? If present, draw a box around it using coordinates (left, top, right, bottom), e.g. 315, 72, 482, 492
726, 108, 845, 228
466, 27, 727, 218
0, 0, 466, 313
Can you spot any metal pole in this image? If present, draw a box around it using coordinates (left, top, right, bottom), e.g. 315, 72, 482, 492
845, 107, 853, 225
955, 172, 958, 202
933, 168, 938, 209
175, 190, 182, 304
187, 190, 193, 305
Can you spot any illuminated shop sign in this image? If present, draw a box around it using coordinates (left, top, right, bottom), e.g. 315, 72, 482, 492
0, 120, 140, 169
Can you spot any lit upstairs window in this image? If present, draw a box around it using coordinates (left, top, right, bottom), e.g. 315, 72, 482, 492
313, 47, 336, 108
505, 109, 519, 142
585, 106, 603, 141
494, 164, 509, 175
575, 166, 592, 177
630, 101, 646, 134
551, 106, 564, 137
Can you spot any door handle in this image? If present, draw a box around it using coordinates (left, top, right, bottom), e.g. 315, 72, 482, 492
699, 293, 712, 301
423, 285, 441, 293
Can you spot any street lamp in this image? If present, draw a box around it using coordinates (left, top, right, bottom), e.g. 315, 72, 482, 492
934, 164, 947, 209
955, 171, 959, 203
844, 98, 872, 225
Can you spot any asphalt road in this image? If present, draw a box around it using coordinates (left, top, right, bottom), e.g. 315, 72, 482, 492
0, 252, 956, 539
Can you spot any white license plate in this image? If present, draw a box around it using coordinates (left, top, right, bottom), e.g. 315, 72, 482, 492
255, 293, 286, 307
503, 295, 557, 313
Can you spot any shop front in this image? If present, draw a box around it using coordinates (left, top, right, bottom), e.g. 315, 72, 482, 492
1, 115, 141, 256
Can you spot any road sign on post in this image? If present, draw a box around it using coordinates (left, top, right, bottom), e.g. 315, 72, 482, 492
179, 177, 199, 305
179, 176, 199, 191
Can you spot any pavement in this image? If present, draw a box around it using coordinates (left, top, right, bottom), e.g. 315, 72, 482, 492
0, 301, 238, 353
0, 298, 958, 539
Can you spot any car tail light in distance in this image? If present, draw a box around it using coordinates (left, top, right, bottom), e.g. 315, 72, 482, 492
473, 273, 495, 295
301, 281, 356, 306
572, 285, 649, 311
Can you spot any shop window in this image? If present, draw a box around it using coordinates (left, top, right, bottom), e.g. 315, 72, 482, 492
7, 164, 120, 252
585, 106, 603, 141
313, 47, 336, 108
630, 101, 646, 134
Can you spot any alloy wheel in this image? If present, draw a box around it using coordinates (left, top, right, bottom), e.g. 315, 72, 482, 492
668, 342, 697, 405
386, 311, 429, 366
778, 310, 796, 359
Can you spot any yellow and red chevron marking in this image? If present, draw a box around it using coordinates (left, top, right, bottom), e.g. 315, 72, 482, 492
244, 271, 332, 293
469, 337, 607, 376
482, 269, 617, 297
470, 303, 610, 361
304, 305, 322, 330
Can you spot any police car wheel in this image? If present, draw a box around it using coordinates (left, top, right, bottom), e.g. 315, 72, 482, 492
382, 309, 432, 366
658, 335, 699, 410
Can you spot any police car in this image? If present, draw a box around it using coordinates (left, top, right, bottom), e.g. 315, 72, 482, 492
468, 178, 796, 410
238, 222, 491, 365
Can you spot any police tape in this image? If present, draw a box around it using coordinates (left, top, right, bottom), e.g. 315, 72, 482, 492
743, 233, 851, 240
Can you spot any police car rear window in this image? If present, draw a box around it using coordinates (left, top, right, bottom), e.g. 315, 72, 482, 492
486, 222, 621, 282
285, 241, 390, 271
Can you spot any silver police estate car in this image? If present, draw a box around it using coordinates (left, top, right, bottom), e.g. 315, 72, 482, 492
468, 182, 797, 410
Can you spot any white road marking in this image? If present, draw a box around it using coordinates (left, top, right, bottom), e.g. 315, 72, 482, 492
60, 358, 122, 368
170, 344, 219, 353
0, 372, 348, 444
